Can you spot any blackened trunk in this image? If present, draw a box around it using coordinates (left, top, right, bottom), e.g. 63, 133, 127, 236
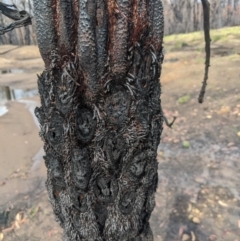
33, 0, 164, 240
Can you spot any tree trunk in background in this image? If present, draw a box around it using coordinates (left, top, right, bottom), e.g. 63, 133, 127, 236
0, 14, 7, 44
227, 0, 233, 25
24, 25, 31, 45
217, 0, 222, 28
8, 30, 13, 44
16, 27, 24, 45
186, 0, 192, 33
33, 0, 164, 240
28, 0, 37, 45
193, 0, 197, 31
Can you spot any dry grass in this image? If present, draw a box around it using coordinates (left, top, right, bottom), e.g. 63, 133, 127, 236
164, 26, 240, 52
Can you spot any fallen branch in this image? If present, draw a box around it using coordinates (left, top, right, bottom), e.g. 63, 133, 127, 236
0, 2, 32, 35
163, 115, 177, 128
199, 0, 211, 103
160, 106, 177, 128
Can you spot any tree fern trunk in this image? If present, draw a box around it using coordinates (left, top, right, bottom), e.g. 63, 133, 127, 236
33, 0, 164, 240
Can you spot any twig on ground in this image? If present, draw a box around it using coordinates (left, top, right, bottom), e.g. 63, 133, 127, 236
161, 106, 177, 128
163, 115, 177, 128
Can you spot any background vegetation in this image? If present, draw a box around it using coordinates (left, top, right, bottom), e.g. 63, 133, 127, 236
0, 0, 240, 45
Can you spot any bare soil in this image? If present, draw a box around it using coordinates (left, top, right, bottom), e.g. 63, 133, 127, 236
0, 32, 239, 241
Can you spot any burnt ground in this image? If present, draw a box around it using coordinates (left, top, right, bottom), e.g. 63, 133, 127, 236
151, 33, 240, 241
0, 28, 240, 241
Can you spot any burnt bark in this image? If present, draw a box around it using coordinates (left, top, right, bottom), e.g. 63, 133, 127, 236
33, 0, 164, 240
0, 2, 32, 35
198, 0, 211, 104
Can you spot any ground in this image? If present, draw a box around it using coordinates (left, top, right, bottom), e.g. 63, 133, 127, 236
0, 26, 239, 241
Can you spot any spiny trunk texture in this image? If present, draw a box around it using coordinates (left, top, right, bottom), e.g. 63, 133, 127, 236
33, 0, 164, 240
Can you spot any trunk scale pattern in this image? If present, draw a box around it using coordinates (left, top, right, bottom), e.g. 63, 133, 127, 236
33, 0, 164, 240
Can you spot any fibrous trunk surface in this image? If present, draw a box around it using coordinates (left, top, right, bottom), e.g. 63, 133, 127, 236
33, 0, 164, 240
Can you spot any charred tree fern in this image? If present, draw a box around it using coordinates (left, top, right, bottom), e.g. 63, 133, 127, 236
34, 0, 164, 240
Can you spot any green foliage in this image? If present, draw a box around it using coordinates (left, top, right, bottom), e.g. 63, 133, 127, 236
164, 26, 240, 52
182, 141, 190, 148
211, 34, 222, 43
178, 95, 191, 104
